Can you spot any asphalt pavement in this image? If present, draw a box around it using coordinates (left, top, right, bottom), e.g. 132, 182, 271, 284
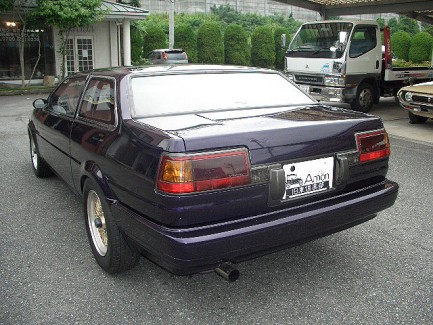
1, 95, 432, 325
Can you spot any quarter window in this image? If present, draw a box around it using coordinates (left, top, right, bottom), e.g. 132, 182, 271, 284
79, 78, 116, 125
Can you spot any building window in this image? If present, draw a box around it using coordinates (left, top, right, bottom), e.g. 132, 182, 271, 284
0, 23, 55, 80
66, 36, 94, 75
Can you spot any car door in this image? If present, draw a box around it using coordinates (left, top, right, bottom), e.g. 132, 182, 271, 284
69, 77, 118, 192
34, 76, 87, 188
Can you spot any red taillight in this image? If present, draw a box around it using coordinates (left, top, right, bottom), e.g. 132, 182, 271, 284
356, 130, 390, 163
157, 149, 251, 194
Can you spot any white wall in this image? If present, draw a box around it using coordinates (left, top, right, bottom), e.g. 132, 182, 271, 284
53, 21, 119, 77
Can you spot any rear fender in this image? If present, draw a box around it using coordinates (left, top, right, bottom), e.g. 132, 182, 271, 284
80, 161, 118, 204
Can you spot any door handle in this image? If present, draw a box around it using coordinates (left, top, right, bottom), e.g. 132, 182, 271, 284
376, 60, 379, 69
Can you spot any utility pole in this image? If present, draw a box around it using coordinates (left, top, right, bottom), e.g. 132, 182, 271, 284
169, 0, 174, 50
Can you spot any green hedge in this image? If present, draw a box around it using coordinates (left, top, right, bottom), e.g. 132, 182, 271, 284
174, 23, 198, 63
131, 24, 145, 65
391, 31, 411, 61
197, 22, 224, 64
224, 23, 250, 66
274, 26, 290, 71
142, 25, 167, 56
409, 32, 433, 63
251, 26, 275, 68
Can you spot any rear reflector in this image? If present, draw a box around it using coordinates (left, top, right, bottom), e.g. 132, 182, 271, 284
157, 149, 251, 194
356, 130, 390, 163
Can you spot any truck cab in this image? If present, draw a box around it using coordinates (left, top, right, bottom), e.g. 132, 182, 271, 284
285, 20, 382, 112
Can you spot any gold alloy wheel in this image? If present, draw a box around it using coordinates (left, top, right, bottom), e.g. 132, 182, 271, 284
87, 190, 108, 256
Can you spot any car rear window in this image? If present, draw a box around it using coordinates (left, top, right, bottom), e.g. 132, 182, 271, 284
130, 72, 314, 117
166, 52, 187, 60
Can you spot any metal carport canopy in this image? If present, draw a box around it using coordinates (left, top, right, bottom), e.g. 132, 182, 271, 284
274, 0, 433, 24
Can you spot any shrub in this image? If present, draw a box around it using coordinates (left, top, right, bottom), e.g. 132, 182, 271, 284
142, 25, 167, 56
391, 31, 411, 61
224, 23, 250, 66
174, 23, 198, 63
251, 26, 275, 68
409, 32, 433, 63
274, 26, 290, 70
197, 22, 224, 64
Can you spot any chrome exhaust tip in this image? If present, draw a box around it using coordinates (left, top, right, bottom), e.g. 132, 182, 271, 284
215, 262, 239, 282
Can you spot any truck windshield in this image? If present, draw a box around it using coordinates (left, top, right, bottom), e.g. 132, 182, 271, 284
287, 22, 353, 59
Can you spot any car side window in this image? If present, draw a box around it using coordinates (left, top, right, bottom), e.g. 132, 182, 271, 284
349, 26, 377, 58
49, 77, 86, 116
79, 78, 116, 125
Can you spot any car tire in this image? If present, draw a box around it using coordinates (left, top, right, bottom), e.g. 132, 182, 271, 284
351, 83, 374, 113
83, 179, 139, 273
408, 112, 428, 124
29, 134, 52, 178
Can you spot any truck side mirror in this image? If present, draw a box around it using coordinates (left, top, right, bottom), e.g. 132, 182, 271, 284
281, 34, 286, 49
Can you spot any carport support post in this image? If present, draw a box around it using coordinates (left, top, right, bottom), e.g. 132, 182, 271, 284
169, 0, 174, 50
122, 20, 131, 66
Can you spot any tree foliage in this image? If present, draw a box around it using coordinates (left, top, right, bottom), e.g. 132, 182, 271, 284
391, 31, 411, 61
210, 4, 300, 35
251, 26, 275, 68
197, 22, 224, 64
224, 23, 249, 66
174, 23, 197, 63
409, 32, 433, 63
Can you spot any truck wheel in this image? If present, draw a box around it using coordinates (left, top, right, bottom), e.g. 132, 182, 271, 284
83, 179, 139, 273
351, 83, 374, 113
408, 112, 428, 124
29, 134, 52, 178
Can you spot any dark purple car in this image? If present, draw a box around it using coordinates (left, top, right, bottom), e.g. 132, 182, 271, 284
28, 65, 398, 280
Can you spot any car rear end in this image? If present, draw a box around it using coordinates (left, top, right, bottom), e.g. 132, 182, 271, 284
163, 49, 188, 64
110, 67, 398, 275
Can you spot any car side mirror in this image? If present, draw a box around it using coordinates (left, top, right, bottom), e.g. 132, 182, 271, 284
33, 98, 48, 109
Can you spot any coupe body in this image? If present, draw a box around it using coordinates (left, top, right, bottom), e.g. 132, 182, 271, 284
28, 65, 398, 276
397, 81, 433, 124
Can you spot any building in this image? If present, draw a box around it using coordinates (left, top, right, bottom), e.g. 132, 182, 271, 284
0, 0, 148, 84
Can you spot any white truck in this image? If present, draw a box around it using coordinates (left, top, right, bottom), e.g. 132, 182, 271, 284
284, 20, 433, 112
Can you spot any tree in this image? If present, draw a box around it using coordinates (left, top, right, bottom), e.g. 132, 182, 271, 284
391, 31, 411, 61
274, 26, 290, 71
251, 26, 275, 68
397, 16, 420, 35
36, 0, 107, 79
117, 0, 140, 7
197, 22, 224, 64
142, 25, 167, 56
174, 23, 197, 63
224, 23, 249, 66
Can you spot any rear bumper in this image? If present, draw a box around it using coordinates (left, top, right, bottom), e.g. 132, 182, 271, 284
112, 179, 398, 275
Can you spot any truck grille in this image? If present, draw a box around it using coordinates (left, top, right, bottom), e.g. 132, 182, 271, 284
295, 74, 323, 85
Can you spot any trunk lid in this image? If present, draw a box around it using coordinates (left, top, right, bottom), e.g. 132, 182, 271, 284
137, 104, 383, 165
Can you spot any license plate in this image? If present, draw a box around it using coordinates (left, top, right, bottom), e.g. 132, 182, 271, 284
299, 84, 309, 93
283, 157, 334, 200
